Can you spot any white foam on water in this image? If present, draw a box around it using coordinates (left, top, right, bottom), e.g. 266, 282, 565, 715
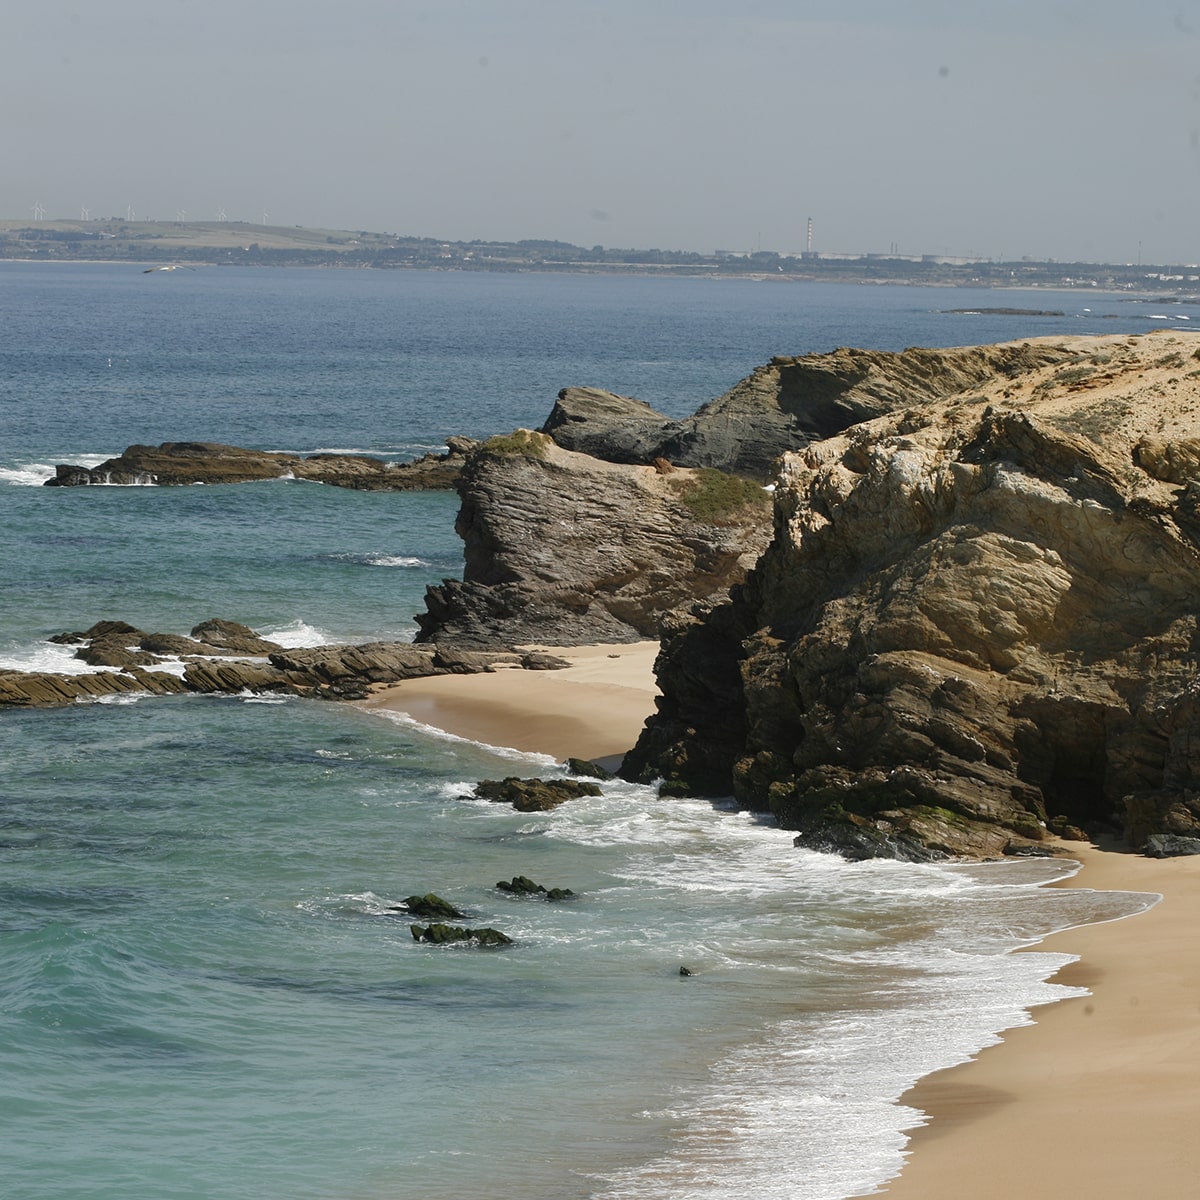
0, 454, 115, 486
586, 852, 1155, 1200
363, 554, 429, 568
0, 462, 57, 486
366, 707, 558, 766
75, 691, 150, 706
0, 641, 122, 676
259, 619, 331, 649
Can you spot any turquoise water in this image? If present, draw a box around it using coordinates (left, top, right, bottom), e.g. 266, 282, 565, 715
0, 265, 1159, 1199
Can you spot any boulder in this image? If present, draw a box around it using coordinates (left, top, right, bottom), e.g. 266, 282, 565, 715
393, 893, 466, 920
409, 923, 513, 946
496, 875, 575, 900
473, 777, 603, 812
416, 439, 772, 647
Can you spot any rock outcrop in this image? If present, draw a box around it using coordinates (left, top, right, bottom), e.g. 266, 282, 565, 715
416, 431, 773, 646
542, 342, 1075, 480
44, 439, 476, 491
0, 618, 564, 708
623, 332, 1200, 859
473, 776, 603, 812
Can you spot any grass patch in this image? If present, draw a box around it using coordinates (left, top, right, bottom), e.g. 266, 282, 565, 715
670, 467, 772, 523
479, 429, 550, 459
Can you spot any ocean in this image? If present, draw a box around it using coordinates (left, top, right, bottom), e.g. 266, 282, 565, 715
0, 263, 1163, 1199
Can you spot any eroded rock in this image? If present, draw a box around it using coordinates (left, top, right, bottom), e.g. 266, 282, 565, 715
623, 333, 1200, 858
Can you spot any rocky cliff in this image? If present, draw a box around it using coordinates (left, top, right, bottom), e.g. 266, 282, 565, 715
419, 344, 1079, 647
623, 332, 1200, 859
416, 430, 773, 646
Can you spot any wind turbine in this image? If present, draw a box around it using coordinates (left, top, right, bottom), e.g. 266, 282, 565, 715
80, 205, 91, 221
32, 202, 46, 220
216, 206, 227, 221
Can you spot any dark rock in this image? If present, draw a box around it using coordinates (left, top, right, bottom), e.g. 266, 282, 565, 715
431, 646, 521, 673
520, 650, 572, 671
409, 923, 513, 946
496, 875, 575, 900
473, 777, 603, 812
43, 440, 475, 491
1143, 834, 1200, 858
565, 757, 614, 780
394, 893, 466, 920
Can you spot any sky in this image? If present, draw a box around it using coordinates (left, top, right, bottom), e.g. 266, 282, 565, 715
4, 0, 1199, 264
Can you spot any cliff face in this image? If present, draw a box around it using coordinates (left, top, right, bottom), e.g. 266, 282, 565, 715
416, 432, 773, 646
421, 344, 1080, 647
624, 332, 1200, 859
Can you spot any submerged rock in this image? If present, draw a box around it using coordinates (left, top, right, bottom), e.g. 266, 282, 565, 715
473, 777, 603, 812
496, 876, 575, 900
409, 923, 513, 947
394, 893, 467, 920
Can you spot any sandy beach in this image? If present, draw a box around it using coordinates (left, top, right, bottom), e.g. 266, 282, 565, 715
357, 641, 662, 769
360, 644, 1199, 1199
875, 844, 1200, 1199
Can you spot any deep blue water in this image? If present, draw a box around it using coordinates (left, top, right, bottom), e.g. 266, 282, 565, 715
0, 264, 1159, 1200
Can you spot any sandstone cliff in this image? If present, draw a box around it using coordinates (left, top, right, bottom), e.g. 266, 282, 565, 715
419, 345, 1079, 647
416, 430, 773, 646
623, 332, 1200, 859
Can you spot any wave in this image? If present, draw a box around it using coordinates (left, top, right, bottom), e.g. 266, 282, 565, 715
0, 454, 115, 487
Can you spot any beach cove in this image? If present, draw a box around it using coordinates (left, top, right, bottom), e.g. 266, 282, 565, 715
364, 648, 1193, 1199
3, 264, 1195, 1199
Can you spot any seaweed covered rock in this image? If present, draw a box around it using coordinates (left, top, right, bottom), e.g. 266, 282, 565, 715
496, 875, 575, 900
393, 894, 466, 920
409, 923, 513, 947
473, 777, 603, 812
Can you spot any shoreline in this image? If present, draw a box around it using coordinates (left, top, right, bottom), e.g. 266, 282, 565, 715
356, 641, 661, 771
874, 844, 1200, 1198
358, 644, 1196, 1199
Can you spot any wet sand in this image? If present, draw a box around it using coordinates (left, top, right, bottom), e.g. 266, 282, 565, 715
356, 641, 661, 770
875, 844, 1200, 1199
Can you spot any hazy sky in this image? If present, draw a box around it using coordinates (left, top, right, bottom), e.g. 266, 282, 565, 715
5, 0, 1199, 263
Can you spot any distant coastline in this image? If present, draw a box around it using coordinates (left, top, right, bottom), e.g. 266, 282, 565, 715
2, 217, 1198, 296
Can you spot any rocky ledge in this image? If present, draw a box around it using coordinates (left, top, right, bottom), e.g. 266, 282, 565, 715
44, 438, 477, 490
623, 332, 1200, 859
0, 617, 567, 708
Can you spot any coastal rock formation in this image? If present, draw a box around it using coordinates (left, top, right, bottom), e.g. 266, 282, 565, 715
542, 343, 1076, 480
44, 439, 476, 491
623, 333, 1200, 859
0, 619, 565, 708
416, 431, 773, 646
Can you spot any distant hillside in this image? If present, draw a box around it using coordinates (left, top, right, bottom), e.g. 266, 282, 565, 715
1, 217, 1197, 292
